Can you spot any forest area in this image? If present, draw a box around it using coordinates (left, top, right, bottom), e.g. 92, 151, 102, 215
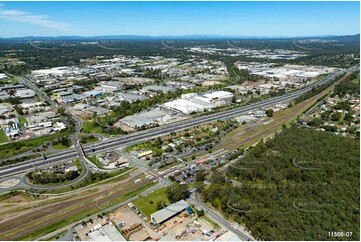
200, 126, 360, 241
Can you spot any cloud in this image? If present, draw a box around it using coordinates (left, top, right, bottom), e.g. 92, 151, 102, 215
0, 5, 72, 32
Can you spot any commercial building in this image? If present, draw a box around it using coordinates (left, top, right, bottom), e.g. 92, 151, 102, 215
142, 85, 175, 94
0, 104, 13, 115
15, 89, 36, 98
82, 90, 104, 98
0, 91, 10, 100
97, 82, 123, 93
0, 73, 7, 80
88, 223, 127, 241
116, 92, 147, 102
120, 114, 155, 128
163, 91, 233, 114
203, 91, 234, 106
151, 199, 189, 225
163, 98, 213, 114
137, 150, 154, 159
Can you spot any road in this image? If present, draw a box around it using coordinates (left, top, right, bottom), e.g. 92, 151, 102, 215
187, 191, 254, 241
0, 67, 356, 179
7, 74, 92, 188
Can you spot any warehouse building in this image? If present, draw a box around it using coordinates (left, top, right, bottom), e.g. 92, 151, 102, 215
142, 85, 175, 94
0, 73, 7, 80
163, 98, 213, 114
202, 91, 234, 106
120, 114, 155, 128
15, 89, 36, 98
97, 81, 123, 93
151, 199, 189, 225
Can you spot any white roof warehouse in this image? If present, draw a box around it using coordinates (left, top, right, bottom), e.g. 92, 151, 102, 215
151, 199, 189, 225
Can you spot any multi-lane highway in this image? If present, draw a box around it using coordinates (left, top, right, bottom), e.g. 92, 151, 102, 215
0, 67, 356, 179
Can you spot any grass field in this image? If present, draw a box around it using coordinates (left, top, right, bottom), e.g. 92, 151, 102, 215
0, 131, 70, 160
19, 117, 28, 127
79, 134, 99, 144
88, 155, 104, 168
158, 162, 180, 171
0, 77, 18, 84
133, 187, 170, 217
81, 121, 104, 134
0, 130, 8, 143
52, 143, 69, 150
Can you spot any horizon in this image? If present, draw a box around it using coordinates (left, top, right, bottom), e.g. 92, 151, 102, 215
1, 33, 361, 39
0, 1, 360, 38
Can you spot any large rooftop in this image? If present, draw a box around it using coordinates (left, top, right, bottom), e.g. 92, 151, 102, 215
120, 114, 155, 128
151, 199, 189, 224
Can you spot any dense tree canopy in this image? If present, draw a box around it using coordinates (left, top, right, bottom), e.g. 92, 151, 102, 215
201, 126, 360, 241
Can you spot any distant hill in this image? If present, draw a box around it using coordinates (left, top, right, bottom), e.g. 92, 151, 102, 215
0, 34, 359, 41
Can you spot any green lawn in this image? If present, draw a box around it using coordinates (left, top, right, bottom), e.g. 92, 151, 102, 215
0, 77, 18, 85
133, 187, 170, 217
0, 131, 70, 160
158, 162, 180, 171
79, 135, 99, 144
19, 117, 28, 128
81, 121, 104, 134
52, 143, 69, 150
0, 131, 8, 143
88, 155, 104, 168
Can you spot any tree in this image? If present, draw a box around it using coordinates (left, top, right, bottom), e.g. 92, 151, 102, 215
57, 107, 66, 115
196, 209, 205, 217
265, 109, 274, 117
331, 112, 342, 121
156, 201, 165, 210
195, 170, 206, 182
166, 183, 189, 203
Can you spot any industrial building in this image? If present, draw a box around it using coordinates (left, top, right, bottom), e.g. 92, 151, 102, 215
141, 85, 175, 94
88, 223, 127, 241
15, 89, 36, 98
0, 73, 7, 80
203, 91, 234, 106
82, 90, 104, 98
163, 98, 213, 114
116, 92, 147, 102
120, 114, 155, 128
97, 81, 123, 93
163, 91, 233, 114
151, 199, 190, 225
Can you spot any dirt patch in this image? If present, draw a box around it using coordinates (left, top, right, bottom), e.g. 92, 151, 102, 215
0, 178, 20, 189
113, 122, 135, 132
201, 80, 223, 86
110, 206, 158, 241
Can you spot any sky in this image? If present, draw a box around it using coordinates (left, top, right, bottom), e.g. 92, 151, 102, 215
0, 1, 359, 37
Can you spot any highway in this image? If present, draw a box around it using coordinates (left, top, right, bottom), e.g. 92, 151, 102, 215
0, 67, 356, 179
7, 74, 92, 188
